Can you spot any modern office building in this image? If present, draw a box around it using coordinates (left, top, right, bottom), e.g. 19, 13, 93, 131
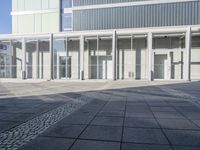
0, 0, 200, 81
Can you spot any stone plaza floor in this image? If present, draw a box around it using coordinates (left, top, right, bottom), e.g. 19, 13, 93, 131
0, 80, 200, 150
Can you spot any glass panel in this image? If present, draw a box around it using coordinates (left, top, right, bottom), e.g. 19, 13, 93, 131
0, 41, 12, 78
11, 39, 23, 78
26, 40, 37, 79
39, 39, 50, 79
154, 54, 168, 79
62, 0, 72, 8
117, 36, 132, 79
0, 39, 23, 79
98, 36, 112, 79
85, 37, 97, 79
170, 51, 183, 79
153, 37, 185, 49
53, 36, 80, 80
67, 38, 80, 79
62, 13, 72, 31
191, 36, 200, 79
133, 38, 147, 80
53, 37, 67, 79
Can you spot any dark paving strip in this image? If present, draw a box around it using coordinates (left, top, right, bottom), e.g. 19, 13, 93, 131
143, 95, 175, 150
66, 94, 114, 150
0, 95, 91, 150
120, 97, 127, 150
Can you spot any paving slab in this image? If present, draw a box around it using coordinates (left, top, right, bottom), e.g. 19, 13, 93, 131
19, 137, 75, 150
42, 124, 86, 139
164, 129, 200, 147
91, 116, 124, 126
157, 118, 200, 130
70, 139, 120, 150
124, 117, 160, 128
122, 143, 172, 150
80, 125, 122, 142
123, 127, 169, 144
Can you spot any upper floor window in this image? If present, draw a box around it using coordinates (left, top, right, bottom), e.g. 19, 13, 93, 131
62, 0, 72, 9
62, 13, 72, 31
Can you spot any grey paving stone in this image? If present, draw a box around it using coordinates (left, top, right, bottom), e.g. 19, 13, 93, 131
150, 107, 177, 112
124, 117, 160, 128
173, 146, 200, 150
123, 127, 169, 144
58, 115, 94, 125
164, 129, 200, 147
80, 125, 122, 141
148, 102, 169, 107
97, 110, 124, 117
126, 106, 151, 113
0, 121, 17, 133
175, 106, 200, 112
153, 111, 185, 119
157, 119, 199, 130
91, 116, 123, 126
70, 139, 120, 150
19, 137, 74, 150
42, 124, 86, 138
193, 120, 200, 127
0, 112, 33, 122
122, 143, 172, 150
125, 112, 154, 118
183, 112, 200, 120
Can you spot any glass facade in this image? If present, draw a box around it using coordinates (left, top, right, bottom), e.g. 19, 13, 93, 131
0, 31, 199, 81
53, 36, 80, 80
62, 0, 73, 31
62, 13, 72, 30
62, 0, 72, 8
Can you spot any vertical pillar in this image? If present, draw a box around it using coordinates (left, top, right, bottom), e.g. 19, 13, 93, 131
184, 26, 191, 81
97, 35, 99, 80
147, 32, 154, 81
65, 37, 68, 79
36, 40, 39, 79
112, 30, 117, 80
80, 35, 84, 80
50, 34, 54, 80
148, 32, 153, 81
22, 37, 26, 80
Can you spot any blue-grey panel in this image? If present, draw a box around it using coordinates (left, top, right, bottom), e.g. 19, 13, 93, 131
73, 0, 151, 6
73, 1, 200, 31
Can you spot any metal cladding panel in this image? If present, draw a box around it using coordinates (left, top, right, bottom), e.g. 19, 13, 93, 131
73, 1, 200, 31
73, 0, 150, 6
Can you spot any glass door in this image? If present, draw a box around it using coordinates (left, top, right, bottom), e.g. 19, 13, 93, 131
154, 54, 168, 79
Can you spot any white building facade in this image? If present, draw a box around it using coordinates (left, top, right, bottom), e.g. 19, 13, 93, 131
0, 0, 200, 81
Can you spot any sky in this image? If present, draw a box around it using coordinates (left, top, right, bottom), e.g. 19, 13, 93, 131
0, 0, 12, 34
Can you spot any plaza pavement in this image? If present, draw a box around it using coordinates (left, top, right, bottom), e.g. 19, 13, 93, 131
0, 80, 200, 150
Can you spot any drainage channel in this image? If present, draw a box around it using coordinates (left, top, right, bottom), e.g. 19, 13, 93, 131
0, 96, 91, 150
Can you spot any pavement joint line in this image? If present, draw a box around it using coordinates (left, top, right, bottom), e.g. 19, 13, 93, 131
67, 92, 113, 150
0, 96, 92, 150
143, 93, 175, 150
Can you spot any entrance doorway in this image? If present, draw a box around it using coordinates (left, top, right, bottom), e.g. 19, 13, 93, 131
154, 54, 168, 79
154, 50, 184, 80
59, 56, 72, 79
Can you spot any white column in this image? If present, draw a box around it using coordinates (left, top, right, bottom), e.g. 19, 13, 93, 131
36, 40, 39, 79
148, 32, 153, 81
184, 26, 191, 81
50, 34, 54, 80
80, 35, 84, 80
112, 30, 117, 80
22, 38, 26, 80
65, 37, 68, 79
